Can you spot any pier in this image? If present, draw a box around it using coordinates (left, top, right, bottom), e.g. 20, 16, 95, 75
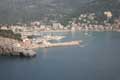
30, 40, 81, 49
45, 41, 80, 48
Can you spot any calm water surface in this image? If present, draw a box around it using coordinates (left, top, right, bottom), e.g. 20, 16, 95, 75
0, 32, 120, 80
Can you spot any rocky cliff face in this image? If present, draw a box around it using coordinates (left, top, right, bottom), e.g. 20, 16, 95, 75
0, 37, 36, 57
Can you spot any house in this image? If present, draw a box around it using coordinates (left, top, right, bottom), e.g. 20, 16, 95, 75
0, 26, 8, 30
52, 23, 60, 30
40, 25, 46, 30
10, 25, 25, 33
31, 21, 41, 26
20, 38, 32, 48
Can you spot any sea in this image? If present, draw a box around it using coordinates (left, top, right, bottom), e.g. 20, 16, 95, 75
0, 32, 120, 80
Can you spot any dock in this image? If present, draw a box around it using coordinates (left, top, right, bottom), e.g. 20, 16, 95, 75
45, 41, 80, 48
30, 40, 81, 49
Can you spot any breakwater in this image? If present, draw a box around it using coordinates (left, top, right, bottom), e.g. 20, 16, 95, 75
44, 41, 80, 48
30, 40, 81, 49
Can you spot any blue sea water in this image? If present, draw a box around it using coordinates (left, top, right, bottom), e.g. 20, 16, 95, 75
0, 32, 120, 80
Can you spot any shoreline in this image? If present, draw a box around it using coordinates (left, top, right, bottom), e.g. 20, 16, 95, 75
23, 30, 120, 34
0, 37, 36, 57
0, 30, 119, 57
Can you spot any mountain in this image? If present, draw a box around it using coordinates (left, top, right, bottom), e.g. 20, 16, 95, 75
0, 0, 119, 24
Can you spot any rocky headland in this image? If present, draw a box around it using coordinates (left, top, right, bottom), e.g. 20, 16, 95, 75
0, 37, 36, 57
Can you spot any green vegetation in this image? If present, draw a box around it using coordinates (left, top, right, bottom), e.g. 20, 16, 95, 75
27, 35, 34, 39
0, 29, 22, 41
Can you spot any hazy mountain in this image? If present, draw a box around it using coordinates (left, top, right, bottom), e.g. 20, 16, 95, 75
0, 0, 119, 24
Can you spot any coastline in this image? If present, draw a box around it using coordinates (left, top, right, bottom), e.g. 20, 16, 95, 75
23, 29, 119, 34
0, 37, 36, 57
0, 26, 120, 57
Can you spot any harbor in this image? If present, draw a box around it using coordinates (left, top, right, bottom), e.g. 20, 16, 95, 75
1, 32, 120, 80
0, 0, 120, 80
0, 32, 81, 57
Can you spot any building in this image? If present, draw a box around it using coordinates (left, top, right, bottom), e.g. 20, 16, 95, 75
0, 26, 8, 30
31, 21, 41, 26
20, 38, 32, 48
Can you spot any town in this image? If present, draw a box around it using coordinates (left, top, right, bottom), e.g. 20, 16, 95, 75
0, 12, 120, 34
0, 12, 120, 57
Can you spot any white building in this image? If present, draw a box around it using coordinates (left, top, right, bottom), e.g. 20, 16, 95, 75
0, 26, 8, 30
40, 25, 46, 30
31, 21, 41, 26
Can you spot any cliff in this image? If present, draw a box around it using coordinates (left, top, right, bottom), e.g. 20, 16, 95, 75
0, 37, 36, 57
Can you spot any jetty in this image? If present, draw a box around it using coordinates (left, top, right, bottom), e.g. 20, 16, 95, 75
30, 40, 81, 49
45, 41, 80, 48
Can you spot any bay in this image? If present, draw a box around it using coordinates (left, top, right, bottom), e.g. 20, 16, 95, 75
0, 32, 120, 80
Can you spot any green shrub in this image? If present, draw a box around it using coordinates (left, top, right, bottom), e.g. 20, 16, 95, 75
0, 29, 22, 41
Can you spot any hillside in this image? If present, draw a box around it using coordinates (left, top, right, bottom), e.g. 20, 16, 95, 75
0, 0, 119, 24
